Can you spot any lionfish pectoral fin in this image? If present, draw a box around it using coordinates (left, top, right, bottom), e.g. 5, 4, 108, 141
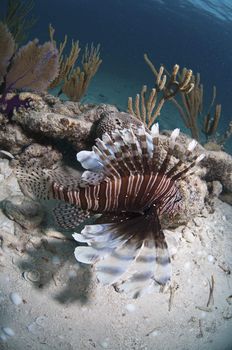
74, 210, 171, 292
53, 203, 91, 229
153, 234, 172, 285
76, 150, 103, 171
95, 238, 140, 285
73, 214, 144, 285
115, 229, 171, 298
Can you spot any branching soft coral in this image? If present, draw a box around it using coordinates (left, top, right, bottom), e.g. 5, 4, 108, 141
62, 43, 102, 102
1, 0, 37, 45
0, 22, 59, 117
48, 25, 102, 102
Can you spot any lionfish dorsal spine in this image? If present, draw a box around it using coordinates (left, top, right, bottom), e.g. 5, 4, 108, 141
15, 123, 205, 215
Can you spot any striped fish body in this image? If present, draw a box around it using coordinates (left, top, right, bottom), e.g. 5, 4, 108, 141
52, 173, 179, 215
16, 124, 205, 297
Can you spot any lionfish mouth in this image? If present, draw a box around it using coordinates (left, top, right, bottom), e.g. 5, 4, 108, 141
15, 123, 205, 298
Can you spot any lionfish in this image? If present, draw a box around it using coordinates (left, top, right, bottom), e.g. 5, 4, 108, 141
16, 124, 204, 297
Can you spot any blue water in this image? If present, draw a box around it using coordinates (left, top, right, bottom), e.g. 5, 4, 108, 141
2, 0, 232, 148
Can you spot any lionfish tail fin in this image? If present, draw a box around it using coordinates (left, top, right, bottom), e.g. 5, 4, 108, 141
73, 209, 171, 297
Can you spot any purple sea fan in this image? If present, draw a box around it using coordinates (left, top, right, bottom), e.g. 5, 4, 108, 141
5, 39, 59, 92
16, 124, 205, 298
0, 22, 15, 85
0, 38, 59, 117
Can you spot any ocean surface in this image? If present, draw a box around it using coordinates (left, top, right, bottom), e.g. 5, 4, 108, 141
2, 0, 232, 150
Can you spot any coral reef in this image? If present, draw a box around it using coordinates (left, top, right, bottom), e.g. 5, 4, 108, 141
0, 20, 102, 120
0, 93, 230, 196
202, 150, 232, 192
0, 22, 59, 117
164, 130, 232, 194
10, 93, 118, 151
204, 120, 232, 151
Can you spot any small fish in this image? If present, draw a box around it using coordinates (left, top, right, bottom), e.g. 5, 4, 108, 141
16, 124, 204, 297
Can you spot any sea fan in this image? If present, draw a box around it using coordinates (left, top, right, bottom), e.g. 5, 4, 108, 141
5, 40, 59, 92
0, 22, 15, 85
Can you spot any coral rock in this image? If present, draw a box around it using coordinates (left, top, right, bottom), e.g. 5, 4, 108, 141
202, 150, 232, 192
1, 195, 44, 229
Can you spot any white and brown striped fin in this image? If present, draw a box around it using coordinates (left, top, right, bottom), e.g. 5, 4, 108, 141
150, 123, 160, 172
94, 138, 122, 177
116, 128, 144, 173
120, 127, 154, 172
115, 237, 161, 298
105, 131, 137, 174
149, 126, 205, 181
76, 150, 103, 171
53, 203, 91, 229
116, 230, 178, 298
165, 139, 205, 180
73, 208, 171, 293
77, 125, 156, 181
157, 128, 180, 174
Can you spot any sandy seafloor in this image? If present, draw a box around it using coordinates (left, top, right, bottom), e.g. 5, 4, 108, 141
0, 146, 232, 350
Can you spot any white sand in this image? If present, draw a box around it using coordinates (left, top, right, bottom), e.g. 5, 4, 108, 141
0, 163, 232, 350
